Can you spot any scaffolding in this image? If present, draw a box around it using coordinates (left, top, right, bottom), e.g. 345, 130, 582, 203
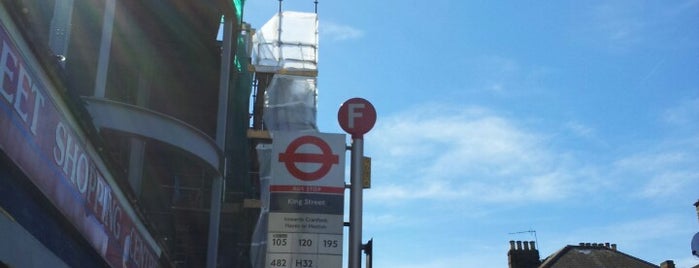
249, 7, 321, 268
250, 10, 320, 132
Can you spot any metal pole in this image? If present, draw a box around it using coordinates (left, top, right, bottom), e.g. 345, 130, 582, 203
366, 239, 373, 268
206, 11, 234, 268
277, 0, 283, 64
215, 16, 233, 148
363, 238, 373, 268
349, 138, 364, 268
93, 0, 115, 98
49, 0, 74, 66
206, 175, 223, 268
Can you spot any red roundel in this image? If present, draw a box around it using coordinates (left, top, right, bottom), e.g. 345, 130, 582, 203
338, 98, 376, 139
278, 135, 339, 181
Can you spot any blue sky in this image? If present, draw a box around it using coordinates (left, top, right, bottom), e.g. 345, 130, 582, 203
244, 1, 699, 267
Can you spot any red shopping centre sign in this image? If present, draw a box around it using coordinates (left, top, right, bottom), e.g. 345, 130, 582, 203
272, 132, 346, 187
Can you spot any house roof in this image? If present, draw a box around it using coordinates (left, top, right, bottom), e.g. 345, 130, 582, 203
539, 244, 659, 268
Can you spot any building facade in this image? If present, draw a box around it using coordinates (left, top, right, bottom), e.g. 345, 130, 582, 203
0, 0, 257, 267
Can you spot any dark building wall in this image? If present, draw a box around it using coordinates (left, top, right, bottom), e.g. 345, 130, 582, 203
2, 0, 254, 266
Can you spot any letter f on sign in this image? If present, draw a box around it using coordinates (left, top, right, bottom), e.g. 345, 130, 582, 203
348, 103, 365, 129
338, 97, 376, 138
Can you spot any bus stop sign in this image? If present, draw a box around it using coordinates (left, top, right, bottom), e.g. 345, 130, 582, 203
338, 98, 376, 139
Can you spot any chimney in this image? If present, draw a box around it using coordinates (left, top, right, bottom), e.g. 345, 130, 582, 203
580, 242, 617, 250
508, 240, 541, 268
660, 260, 675, 268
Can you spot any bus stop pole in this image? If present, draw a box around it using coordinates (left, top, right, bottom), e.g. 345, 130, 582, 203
349, 138, 364, 268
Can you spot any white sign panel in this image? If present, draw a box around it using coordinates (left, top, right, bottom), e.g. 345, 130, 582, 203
267, 132, 345, 268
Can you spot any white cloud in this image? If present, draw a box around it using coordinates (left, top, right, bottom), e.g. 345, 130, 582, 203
617, 99, 699, 198
613, 138, 699, 199
365, 213, 403, 225
320, 21, 363, 41
465, 56, 523, 96
574, 1, 699, 53
356, 100, 699, 268
579, 2, 646, 51
663, 97, 699, 127
565, 121, 596, 139
662, 0, 699, 18
456, 55, 554, 98
638, 171, 699, 198
365, 103, 587, 204
613, 96, 699, 199
381, 251, 506, 268
615, 151, 692, 173
675, 256, 699, 268
554, 213, 697, 265
364, 98, 699, 206
604, 215, 689, 242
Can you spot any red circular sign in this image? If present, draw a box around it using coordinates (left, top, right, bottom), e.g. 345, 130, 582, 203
338, 98, 376, 138
278, 135, 339, 181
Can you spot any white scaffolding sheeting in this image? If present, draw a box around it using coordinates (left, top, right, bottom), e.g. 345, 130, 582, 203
250, 144, 271, 268
252, 11, 318, 72
263, 75, 317, 132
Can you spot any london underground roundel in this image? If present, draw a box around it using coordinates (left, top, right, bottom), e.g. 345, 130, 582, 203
278, 135, 339, 181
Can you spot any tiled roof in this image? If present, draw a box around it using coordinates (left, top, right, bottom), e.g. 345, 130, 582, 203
539, 244, 659, 268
